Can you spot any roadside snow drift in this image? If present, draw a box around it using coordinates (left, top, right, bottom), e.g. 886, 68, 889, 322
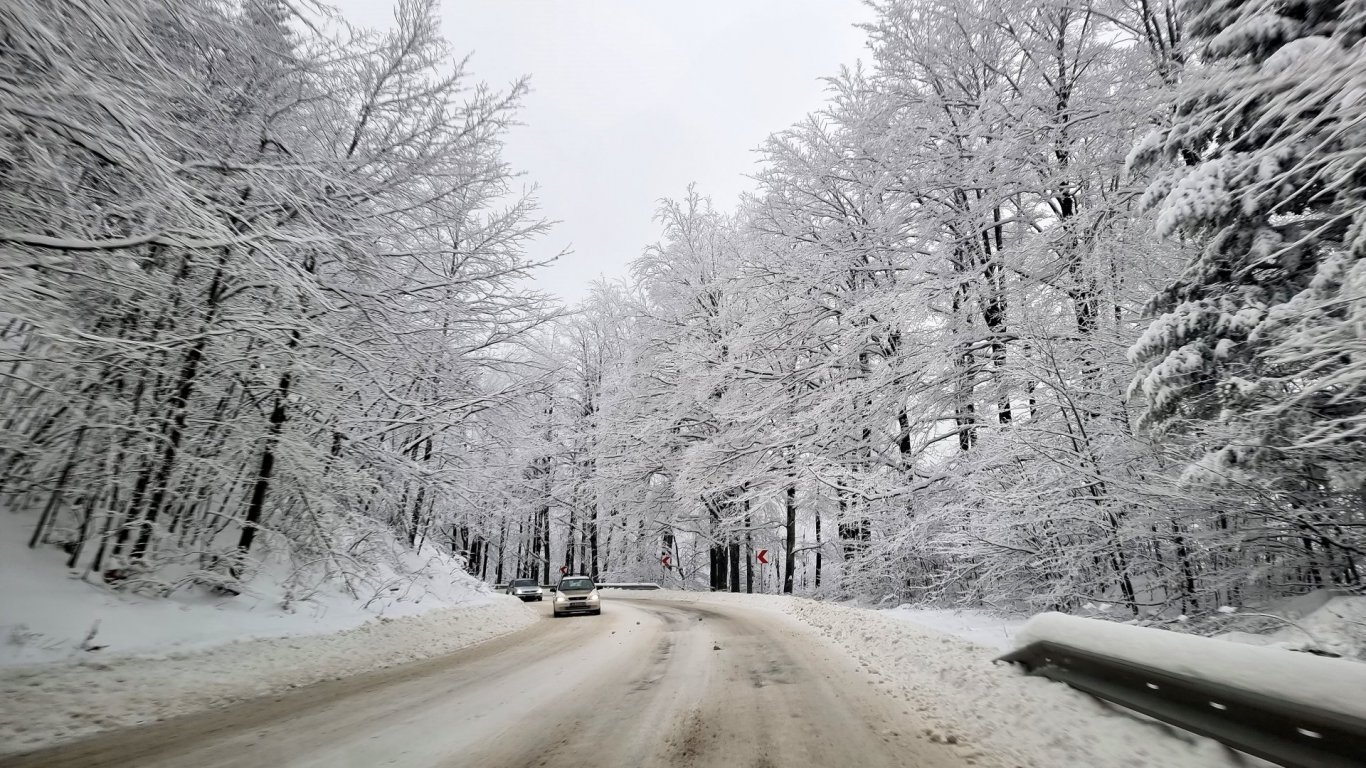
0, 596, 537, 756
674, 591, 1251, 768
1017, 611, 1366, 720
1216, 593, 1366, 661
0, 513, 503, 668
880, 604, 1028, 650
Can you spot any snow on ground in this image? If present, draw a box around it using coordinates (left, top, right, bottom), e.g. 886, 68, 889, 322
0, 511, 540, 755
1, 510, 498, 667
1214, 592, 1366, 661
880, 604, 1028, 650
0, 596, 538, 755
1019, 611, 1366, 720
662, 590, 1249, 768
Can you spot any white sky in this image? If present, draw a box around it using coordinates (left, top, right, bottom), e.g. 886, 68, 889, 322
334, 0, 874, 303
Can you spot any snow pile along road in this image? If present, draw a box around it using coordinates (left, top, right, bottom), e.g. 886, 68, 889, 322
665, 591, 1246, 768
1215, 592, 1366, 661
880, 604, 1028, 651
787, 600, 1253, 767
0, 596, 538, 756
0, 513, 504, 668
1019, 611, 1366, 720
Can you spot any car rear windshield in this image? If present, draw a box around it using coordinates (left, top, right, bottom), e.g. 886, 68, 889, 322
510, 579, 536, 587
559, 578, 594, 591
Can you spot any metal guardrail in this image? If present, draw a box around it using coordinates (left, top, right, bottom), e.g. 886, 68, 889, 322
492, 582, 662, 592
997, 641, 1366, 768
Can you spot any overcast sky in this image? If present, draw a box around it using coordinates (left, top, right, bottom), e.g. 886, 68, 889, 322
334, 0, 873, 303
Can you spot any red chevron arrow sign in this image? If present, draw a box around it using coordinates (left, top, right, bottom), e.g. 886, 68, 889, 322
756, 549, 769, 564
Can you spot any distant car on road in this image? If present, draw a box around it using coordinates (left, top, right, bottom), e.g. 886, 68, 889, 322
506, 578, 543, 602
552, 576, 601, 617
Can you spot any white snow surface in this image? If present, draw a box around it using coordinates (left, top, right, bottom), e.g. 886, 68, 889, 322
880, 603, 1027, 650
1215, 593, 1366, 661
1019, 611, 1366, 720
659, 591, 1246, 768
0, 511, 539, 754
0, 596, 537, 755
1, 510, 498, 667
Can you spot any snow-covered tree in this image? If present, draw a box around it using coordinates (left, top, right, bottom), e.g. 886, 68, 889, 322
1128, 0, 1366, 586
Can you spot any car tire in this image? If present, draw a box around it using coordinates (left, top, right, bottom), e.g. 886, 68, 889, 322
592, 609, 601, 616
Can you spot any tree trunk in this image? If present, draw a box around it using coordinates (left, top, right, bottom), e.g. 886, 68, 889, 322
564, 503, 576, 575
783, 482, 797, 594
29, 426, 87, 549
728, 539, 740, 593
814, 507, 823, 589
236, 365, 291, 565
744, 522, 753, 594
589, 512, 601, 579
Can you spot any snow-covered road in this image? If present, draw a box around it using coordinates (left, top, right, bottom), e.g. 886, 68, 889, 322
0, 595, 973, 768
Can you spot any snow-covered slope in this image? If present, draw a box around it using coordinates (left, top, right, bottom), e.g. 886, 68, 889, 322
0, 596, 538, 755
1214, 592, 1366, 661
1, 511, 498, 667
1, 511, 540, 755
880, 603, 1029, 650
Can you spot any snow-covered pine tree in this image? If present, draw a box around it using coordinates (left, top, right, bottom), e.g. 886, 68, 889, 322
1128, 0, 1365, 584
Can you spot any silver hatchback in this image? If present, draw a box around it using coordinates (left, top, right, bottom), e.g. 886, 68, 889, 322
506, 578, 543, 602
552, 576, 601, 617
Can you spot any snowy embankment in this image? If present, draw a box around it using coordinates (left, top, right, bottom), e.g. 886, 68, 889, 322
0, 514, 507, 667
665, 591, 1257, 768
879, 604, 1028, 650
0, 596, 537, 755
1019, 612, 1366, 720
1213, 591, 1366, 660
0, 519, 538, 756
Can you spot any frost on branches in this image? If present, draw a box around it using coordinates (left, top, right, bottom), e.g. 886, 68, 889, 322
0, 0, 556, 599
450, 0, 1363, 618
1128, 0, 1365, 588
3, 0, 1361, 633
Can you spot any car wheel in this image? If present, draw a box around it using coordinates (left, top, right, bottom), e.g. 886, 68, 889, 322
592, 609, 601, 616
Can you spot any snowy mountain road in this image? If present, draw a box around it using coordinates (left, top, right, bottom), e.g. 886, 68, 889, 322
0, 595, 976, 768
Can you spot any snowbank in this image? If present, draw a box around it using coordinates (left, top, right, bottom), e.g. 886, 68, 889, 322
658, 591, 1245, 768
0, 512, 540, 755
1017, 611, 1366, 720
1214, 593, 1366, 661
880, 604, 1028, 651
1, 510, 498, 667
0, 596, 538, 755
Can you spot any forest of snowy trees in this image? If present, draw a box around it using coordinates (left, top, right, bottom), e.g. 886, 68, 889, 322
3, 0, 1363, 619
1, 0, 558, 597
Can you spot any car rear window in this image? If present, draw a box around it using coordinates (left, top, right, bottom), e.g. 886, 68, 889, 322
559, 578, 594, 590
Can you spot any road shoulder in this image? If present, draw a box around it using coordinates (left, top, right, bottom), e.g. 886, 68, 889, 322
0, 596, 537, 757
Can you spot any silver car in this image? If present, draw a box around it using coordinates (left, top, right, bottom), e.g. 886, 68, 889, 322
552, 576, 601, 617
506, 578, 543, 602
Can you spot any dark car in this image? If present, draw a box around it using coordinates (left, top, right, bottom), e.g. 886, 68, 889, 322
505, 578, 543, 602
552, 576, 601, 617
